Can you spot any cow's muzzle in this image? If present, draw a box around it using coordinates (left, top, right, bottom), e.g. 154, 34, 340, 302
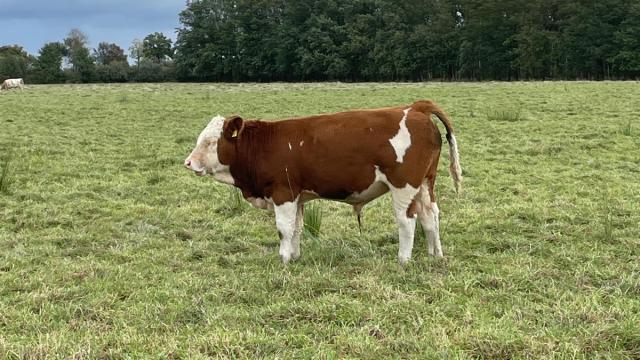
185, 159, 206, 176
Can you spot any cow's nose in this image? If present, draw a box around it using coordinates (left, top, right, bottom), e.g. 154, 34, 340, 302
184, 159, 191, 168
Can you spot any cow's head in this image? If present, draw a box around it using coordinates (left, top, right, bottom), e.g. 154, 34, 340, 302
184, 115, 244, 184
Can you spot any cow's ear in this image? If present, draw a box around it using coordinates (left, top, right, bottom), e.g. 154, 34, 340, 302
223, 115, 244, 140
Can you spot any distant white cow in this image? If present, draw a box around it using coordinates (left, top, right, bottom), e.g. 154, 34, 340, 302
1, 78, 24, 91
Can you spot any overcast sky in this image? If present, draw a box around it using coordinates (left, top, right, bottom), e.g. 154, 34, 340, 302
0, 0, 185, 56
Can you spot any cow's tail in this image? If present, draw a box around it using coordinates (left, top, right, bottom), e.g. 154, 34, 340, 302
411, 100, 462, 193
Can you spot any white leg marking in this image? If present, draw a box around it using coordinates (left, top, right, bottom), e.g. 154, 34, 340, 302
288, 142, 292, 151
274, 198, 299, 264
388, 108, 412, 163
389, 182, 419, 264
396, 212, 417, 264
431, 202, 442, 256
348, 166, 423, 263
417, 188, 443, 257
291, 204, 304, 260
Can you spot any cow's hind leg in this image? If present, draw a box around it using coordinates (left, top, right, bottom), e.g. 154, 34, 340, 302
417, 179, 443, 257
390, 185, 420, 264
274, 198, 300, 264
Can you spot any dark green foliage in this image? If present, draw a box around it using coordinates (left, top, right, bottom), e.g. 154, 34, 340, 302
0, 30, 178, 84
70, 46, 96, 83
31, 42, 67, 83
0, 45, 33, 81
174, 0, 640, 81
95, 61, 130, 83
131, 59, 176, 82
93, 42, 128, 65
611, 3, 640, 77
142, 32, 173, 63
64, 29, 96, 83
5, 1, 640, 83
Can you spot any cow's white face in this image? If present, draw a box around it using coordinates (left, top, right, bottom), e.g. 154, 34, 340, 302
184, 115, 234, 184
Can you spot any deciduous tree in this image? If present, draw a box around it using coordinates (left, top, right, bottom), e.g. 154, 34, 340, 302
94, 42, 127, 65
143, 32, 173, 63
64, 29, 95, 82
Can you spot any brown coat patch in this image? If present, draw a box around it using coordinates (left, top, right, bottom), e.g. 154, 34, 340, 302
217, 100, 451, 206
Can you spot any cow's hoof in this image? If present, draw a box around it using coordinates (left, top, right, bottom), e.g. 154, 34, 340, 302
291, 251, 300, 261
398, 256, 411, 265
428, 249, 444, 258
280, 254, 291, 264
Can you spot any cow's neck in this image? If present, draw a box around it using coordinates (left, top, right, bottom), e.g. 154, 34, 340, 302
229, 120, 274, 198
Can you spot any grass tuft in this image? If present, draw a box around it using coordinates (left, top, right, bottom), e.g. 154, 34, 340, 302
602, 206, 615, 243
304, 202, 323, 239
0, 152, 14, 194
621, 119, 632, 136
225, 187, 247, 214
603, 214, 614, 243
147, 173, 164, 185
487, 109, 523, 122
415, 223, 426, 242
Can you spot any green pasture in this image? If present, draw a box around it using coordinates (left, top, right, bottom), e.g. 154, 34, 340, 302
0, 82, 638, 358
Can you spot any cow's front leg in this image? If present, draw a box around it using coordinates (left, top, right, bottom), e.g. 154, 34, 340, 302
274, 198, 299, 264
291, 203, 304, 260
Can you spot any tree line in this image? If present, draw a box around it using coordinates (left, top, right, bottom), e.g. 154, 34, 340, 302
0, 30, 175, 84
175, 0, 640, 81
2, 0, 640, 83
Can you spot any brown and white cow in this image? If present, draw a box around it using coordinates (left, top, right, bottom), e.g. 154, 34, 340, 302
185, 100, 462, 264
0, 78, 24, 91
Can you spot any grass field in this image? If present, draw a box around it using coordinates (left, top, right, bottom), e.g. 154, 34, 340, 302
0, 82, 639, 358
